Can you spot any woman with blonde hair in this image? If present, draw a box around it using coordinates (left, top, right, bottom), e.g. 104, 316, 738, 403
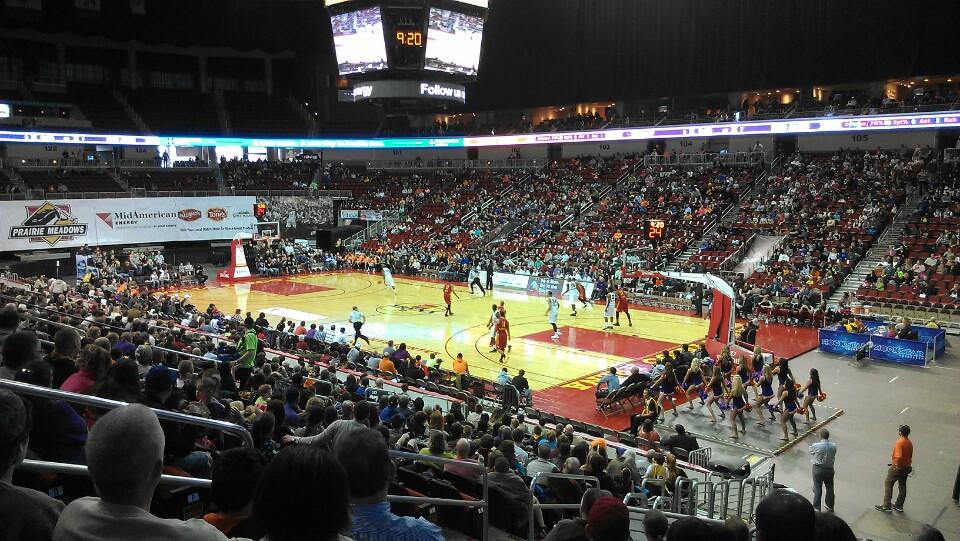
753, 364, 777, 426
728, 375, 748, 440
681, 358, 705, 411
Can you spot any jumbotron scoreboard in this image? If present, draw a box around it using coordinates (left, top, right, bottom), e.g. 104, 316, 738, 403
326, 0, 488, 105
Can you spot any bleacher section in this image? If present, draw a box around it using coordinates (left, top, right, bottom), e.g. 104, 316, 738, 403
19, 168, 125, 193
223, 92, 308, 136
124, 88, 220, 135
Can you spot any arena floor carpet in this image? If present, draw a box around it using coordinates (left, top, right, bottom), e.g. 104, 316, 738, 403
174, 270, 820, 432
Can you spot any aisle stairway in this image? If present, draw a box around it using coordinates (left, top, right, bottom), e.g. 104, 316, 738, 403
825, 191, 919, 307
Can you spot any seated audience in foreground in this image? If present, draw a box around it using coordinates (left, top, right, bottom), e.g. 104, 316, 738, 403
52, 404, 230, 541
0, 389, 65, 541
544, 488, 611, 541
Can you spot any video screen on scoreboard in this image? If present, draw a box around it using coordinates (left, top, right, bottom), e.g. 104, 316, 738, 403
331, 7, 388, 75
424, 7, 484, 76
450, 0, 488, 7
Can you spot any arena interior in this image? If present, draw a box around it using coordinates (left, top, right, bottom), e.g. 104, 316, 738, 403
1, 1, 959, 541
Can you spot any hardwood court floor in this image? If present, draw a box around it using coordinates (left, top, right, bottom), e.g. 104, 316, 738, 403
177, 271, 820, 429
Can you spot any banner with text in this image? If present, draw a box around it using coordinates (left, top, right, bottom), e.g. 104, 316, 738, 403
1, 196, 257, 251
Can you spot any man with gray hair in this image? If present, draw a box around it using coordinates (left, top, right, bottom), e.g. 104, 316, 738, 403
52, 404, 229, 540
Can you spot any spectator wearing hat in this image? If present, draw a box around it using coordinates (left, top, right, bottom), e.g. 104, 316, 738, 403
544, 488, 611, 541
585, 495, 631, 541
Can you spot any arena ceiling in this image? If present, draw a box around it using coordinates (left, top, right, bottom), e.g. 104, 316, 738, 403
2, 0, 958, 108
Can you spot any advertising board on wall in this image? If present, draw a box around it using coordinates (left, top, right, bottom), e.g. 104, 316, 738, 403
0, 196, 257, 251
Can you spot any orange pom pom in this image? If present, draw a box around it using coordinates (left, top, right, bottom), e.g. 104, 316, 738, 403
817, 392, 827, 402
797, 407, 806, 415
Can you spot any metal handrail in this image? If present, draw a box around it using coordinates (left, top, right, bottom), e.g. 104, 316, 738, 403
0, 379, 255, 448
18, 459, 213, 489
527, 472, 599, 541
389, 449, 488, 540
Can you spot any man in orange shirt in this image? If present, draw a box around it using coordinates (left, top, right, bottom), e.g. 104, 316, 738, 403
876, 424, 913, 512
378, 356, 397, 375
452, 353, 469, 375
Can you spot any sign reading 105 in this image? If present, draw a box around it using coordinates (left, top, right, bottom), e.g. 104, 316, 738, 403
396, 31, 423, 46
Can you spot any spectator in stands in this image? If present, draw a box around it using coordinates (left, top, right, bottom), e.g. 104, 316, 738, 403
489, 455, 546, 534
596, 367, 621, 398
512, 369, 532, 402
544, 488, 611, 541
334, 427, 443, 541
60, 345, 110, 395
253, 445, 351, 541
14, 360, 87, 465
665, 516, 714, 540
0, 330, 41, 380
0, 389, 65, 541
0, 304, 19, 359
203, 447, 266, 539
813, 512, 856, 541
585, 495, 631, 541
660, 424, 700, 455
53, 404, 230, 540
755, 489, 815, 541
527, 443, 560, 484
444, 438, 481, 478
45, 327, 81, 389
285, 399, 372, 449
642, 509, 669, 541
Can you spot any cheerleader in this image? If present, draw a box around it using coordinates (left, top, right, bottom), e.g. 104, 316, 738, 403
736, 360, 758, 401
681, 358, 706, 411
653, 362, 680, 421
772, 357, 793, 395
753, 364, 777, 426
751, 345, 765, 381
704, 368, 727, 424
799, 368, 822, 423
718, 347, 735, 381
776, 376, 800, 441
729, 375, 749, 440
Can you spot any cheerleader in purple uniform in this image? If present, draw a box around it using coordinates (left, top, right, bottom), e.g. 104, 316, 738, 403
772, 357, 793, 395
654, 362, 680, 421
751, 345, 766, 382
799, 368, 822, 423
681, 358, 706, 411
776, 376, 800, 441
704, 368, 727, 424
753, 364, 777, 426
736, 361, 758, 401
729, 375, 749, 440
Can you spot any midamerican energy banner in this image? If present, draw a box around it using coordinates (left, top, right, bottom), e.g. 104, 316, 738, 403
1, 196, 257, 251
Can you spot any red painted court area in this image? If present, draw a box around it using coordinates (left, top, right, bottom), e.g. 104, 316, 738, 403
249, 280, 333, 296
523, 326, 678, 359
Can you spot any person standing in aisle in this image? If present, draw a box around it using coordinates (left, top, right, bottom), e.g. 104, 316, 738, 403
485, 259, 494, 292
349, 306, 371, 345
876, 425, 913, 513
809, 429, 837, 512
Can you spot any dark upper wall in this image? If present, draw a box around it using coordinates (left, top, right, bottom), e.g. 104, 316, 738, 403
3, 0, 958, 107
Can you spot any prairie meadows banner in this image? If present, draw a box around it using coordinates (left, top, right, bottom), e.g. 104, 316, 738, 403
0, 196, 257, 251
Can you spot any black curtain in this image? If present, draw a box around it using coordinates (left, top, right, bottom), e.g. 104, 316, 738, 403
473, 0, 960, 108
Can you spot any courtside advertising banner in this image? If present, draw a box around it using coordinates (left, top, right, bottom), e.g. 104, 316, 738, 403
1, 196, 257, 251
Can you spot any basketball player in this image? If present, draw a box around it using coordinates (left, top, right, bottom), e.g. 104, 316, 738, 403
495, 307, 511, 363
545, 291, 561, 339
615, 284, 632, 326
382, 263, 397, 292
443, 282, 460, 317
468, 266, 486, 295
487, 303, 500, 352
603, 290, 617, 329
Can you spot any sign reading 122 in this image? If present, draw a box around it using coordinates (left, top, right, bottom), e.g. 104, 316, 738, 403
396, 31, 423, 46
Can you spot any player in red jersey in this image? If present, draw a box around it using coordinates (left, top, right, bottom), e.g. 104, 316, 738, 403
443, 282, 460, 317
615, 285, 632, 326
495, 308, 511, 363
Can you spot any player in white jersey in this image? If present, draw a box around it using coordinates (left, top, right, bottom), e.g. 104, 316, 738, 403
545, 292, 561, 339
563, 282, 580, 316
382, 264, 396, 292
487, 303, 500, 352
603, 291, 617, 329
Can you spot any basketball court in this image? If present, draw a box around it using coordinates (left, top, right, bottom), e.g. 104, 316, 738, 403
173, 270, 820, 432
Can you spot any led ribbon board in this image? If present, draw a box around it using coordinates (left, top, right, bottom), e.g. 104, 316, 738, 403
0, 111, 957, 149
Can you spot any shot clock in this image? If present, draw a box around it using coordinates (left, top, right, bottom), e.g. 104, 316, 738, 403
644, 219, 666, 240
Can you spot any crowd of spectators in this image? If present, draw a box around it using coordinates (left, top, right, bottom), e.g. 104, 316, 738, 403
221, 157, 319, 191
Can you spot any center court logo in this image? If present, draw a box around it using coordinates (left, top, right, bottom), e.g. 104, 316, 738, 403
378, 303, 444, 315
9, 202, 88, 246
